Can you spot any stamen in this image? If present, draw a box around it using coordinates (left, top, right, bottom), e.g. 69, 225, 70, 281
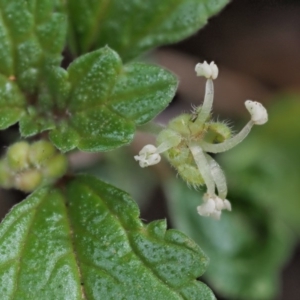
205, 154, 227, 199
245, 100, 268, 125
195, 79, 214, 125
188, 143, 215, 196
195, 61, 219, 79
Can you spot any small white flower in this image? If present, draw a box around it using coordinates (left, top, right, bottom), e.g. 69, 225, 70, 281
134, 144, 161, 168
135, 134, 181, 169
197, 193, 232, 220
197, 197, 216, 216
195, 61, 211, 78
210, 62, 219, 80
195, 61, 219, 80
214, 196, 225, 210
245, 100, 268, 125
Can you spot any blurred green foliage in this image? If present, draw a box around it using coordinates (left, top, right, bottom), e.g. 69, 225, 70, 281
164, 96, 300, 300
221, 96, 300, 234
67, 0, 229, 61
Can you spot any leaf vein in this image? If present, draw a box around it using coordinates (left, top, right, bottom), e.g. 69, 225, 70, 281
80, 261, 121, 285
62, 197, 87, 299
37, 251, 73, 292
9, 192, 48, 299
81, 183, 185, 299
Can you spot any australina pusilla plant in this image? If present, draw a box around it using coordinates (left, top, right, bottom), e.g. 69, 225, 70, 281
135, 61, 268, 220
0, 1, 276, 299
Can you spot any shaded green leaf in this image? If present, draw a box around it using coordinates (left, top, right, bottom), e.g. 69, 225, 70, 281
0, 0, 67, 129
0, 175, 214, 299
164, 179, 294, 300
48, 47, 177, 152
67, 0, 229, 61
0, 75, 25, 129
19, 106, 56, 137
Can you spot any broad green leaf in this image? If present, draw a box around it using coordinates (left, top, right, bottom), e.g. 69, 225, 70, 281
0, 0, 67, 129
0, 175, 215, 299
221, 96, 300, 234
67, 0, 229, 61
48, 47, 177, 152
164, 180, 294, 300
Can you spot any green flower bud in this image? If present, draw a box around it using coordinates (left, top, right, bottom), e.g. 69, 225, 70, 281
177, 164, 205, 186
7, 141, 30, 171
15, 170, 42, 192
165, 146, 190, 167
43, 154, 68, 179
135, 61, 269, 220
204, 122, 231, 144
168, 114, 207, 138
156, 129, 182, 151
167, 114, 192, 137
28, 140, 56, 167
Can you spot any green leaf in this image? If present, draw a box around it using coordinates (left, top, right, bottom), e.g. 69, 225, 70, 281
48, 47, 177, 152
164, 180, 294, 300
0, 0, 67, 129
0, 175, 215, 299
67, 0, 229, 61
0, 75, 25, 129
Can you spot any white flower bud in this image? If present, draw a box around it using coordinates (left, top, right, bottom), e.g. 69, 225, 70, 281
195, 61, 211, 78
134, 144, 161, 168
197, 198, 216, 216
195, 61, 218, 79
214, 196, 225, 210
209, 62, 219, 80
139, 144, 157, 155
223, 199, 232, 211
245, 100, 268, 125
197, 194, 231, 220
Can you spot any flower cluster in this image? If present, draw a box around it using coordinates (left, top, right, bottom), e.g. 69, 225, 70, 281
0, 140, 68, 192
134, 144, 161, 168
197, 194, 231, 220
195, 61, 218, 79
134, 61, 268, 220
